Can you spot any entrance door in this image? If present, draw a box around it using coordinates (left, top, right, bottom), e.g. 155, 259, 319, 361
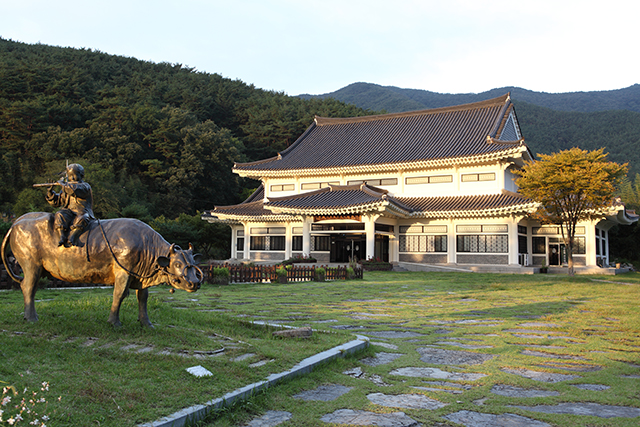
375, 235, 389, 262
549, 244, 560, 265
548, 243, 567, 266
331, 234, 365, 262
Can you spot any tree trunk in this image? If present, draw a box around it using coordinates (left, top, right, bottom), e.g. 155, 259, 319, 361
567, 241, 575, 276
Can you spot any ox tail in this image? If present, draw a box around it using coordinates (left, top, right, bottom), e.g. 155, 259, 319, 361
1, 224, 22, 284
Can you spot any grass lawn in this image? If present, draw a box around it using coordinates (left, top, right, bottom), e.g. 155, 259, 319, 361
2, 271, 640, 426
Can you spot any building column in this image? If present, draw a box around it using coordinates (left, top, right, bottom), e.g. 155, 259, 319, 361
447, 219, 456, 264
243, 222, 251, 260
585, 220, 598, 267
302, 216, 312, 255
364, 214, 379, 260
233, 226, 241, 259
390, 221, 399, 263
285, 222, 292, 260
509, 215, 522, 265
603, 229, 609, 266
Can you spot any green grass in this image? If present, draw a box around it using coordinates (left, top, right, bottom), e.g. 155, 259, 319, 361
196, 272, 640, 427
0, 284, 349, 426
2, 272, 639, 426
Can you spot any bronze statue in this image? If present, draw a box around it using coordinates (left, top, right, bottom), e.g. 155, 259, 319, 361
1, 214, 203, 327
41, 163, 95, 247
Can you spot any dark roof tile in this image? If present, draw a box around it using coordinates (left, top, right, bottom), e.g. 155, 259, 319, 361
235, 94, 523, 174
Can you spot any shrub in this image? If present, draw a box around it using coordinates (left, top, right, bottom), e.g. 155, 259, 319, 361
208, 266, 230, 285
346, 266, 355, 279
282, 254, 317, 265
361, 257, 393, 271
314, 267, 326, 282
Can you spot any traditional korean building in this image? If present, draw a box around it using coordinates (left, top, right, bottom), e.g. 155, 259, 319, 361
202, 94, 637, 271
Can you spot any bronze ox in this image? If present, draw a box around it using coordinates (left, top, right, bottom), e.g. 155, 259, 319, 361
1, 212, 203, 327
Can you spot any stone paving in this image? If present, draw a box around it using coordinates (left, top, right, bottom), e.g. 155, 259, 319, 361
98, 287, 639, 427
231, 292, 640, 427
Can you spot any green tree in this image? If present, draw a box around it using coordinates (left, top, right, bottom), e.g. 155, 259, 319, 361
515, 147, 627, 275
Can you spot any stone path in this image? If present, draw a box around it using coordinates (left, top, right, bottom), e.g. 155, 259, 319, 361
234, 293, 640, 427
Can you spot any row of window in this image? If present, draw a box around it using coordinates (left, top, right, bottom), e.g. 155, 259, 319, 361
241, 230, 595, 256
246, 235, 315, 252
532, 236, 586, 254
400, 234, 509, 254
269, 173, 497, 192
399, 235, 447, 252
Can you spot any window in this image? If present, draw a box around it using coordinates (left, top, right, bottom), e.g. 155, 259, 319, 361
314, 236, 331, 251
292, 236, 303, 251
406, 175, 453, 185
301, 181, 340, 190
532, 237, 545, 254
312, 223, 364, 231
456, 224, 507, 233
250, 236, 266, 250
457, 235, 508, 253
518, 235, 527, 254
399, 235, 447, 252
400, 225, 448, 233
375, 224, 394, 233
574, 236, 586, 255
236, 237, 244, 251
347, 178, 398, 186
461, 172, 496, 182
270, 236, 285, 251
518, 225, 527, 235
270, 184, 295, 192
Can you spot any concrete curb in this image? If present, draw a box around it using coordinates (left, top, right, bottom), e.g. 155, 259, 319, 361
138, 336, 369, 427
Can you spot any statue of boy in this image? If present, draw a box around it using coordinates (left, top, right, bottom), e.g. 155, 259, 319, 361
46, 163, 95, 247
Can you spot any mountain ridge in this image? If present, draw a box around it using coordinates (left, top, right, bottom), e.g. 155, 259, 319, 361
299, 82, 640, 114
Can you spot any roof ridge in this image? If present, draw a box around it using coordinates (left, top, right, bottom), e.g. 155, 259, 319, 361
314, 94, 510, 126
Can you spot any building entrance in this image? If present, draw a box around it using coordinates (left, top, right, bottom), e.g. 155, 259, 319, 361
375, 235, 389, 262
548, 243, 567, 266
331, 234, 366, 262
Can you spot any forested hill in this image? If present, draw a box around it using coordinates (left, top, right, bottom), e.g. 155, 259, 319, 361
300, 82, 640, 177
299, 82, 640, 113
0, 38, 373, 221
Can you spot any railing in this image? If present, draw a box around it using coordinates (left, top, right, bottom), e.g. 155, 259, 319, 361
1, 262, 364, 289
203, 263, 363, 284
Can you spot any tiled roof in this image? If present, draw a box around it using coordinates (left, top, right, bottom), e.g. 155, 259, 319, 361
397, 191, 538, 218
234, 94, 530, 177
202, 185, 538, 223
264, 184, 411, 216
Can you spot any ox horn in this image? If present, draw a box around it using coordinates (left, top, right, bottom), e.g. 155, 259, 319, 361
169, 243, 176, 254
188, 243, 194, 252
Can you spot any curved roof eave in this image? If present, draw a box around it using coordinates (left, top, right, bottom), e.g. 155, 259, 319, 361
234, 145, 530, 179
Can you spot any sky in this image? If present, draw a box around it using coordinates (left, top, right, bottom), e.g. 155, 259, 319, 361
1, 0, 638, 96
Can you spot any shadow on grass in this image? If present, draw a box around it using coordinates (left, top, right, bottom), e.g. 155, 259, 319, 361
450, 300, 582, 320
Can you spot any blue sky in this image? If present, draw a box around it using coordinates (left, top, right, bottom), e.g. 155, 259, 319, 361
1, 0, 638, 96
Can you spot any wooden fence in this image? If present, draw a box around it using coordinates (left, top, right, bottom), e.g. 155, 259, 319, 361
203, 263, 363, 284
1, 262, 364, 289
